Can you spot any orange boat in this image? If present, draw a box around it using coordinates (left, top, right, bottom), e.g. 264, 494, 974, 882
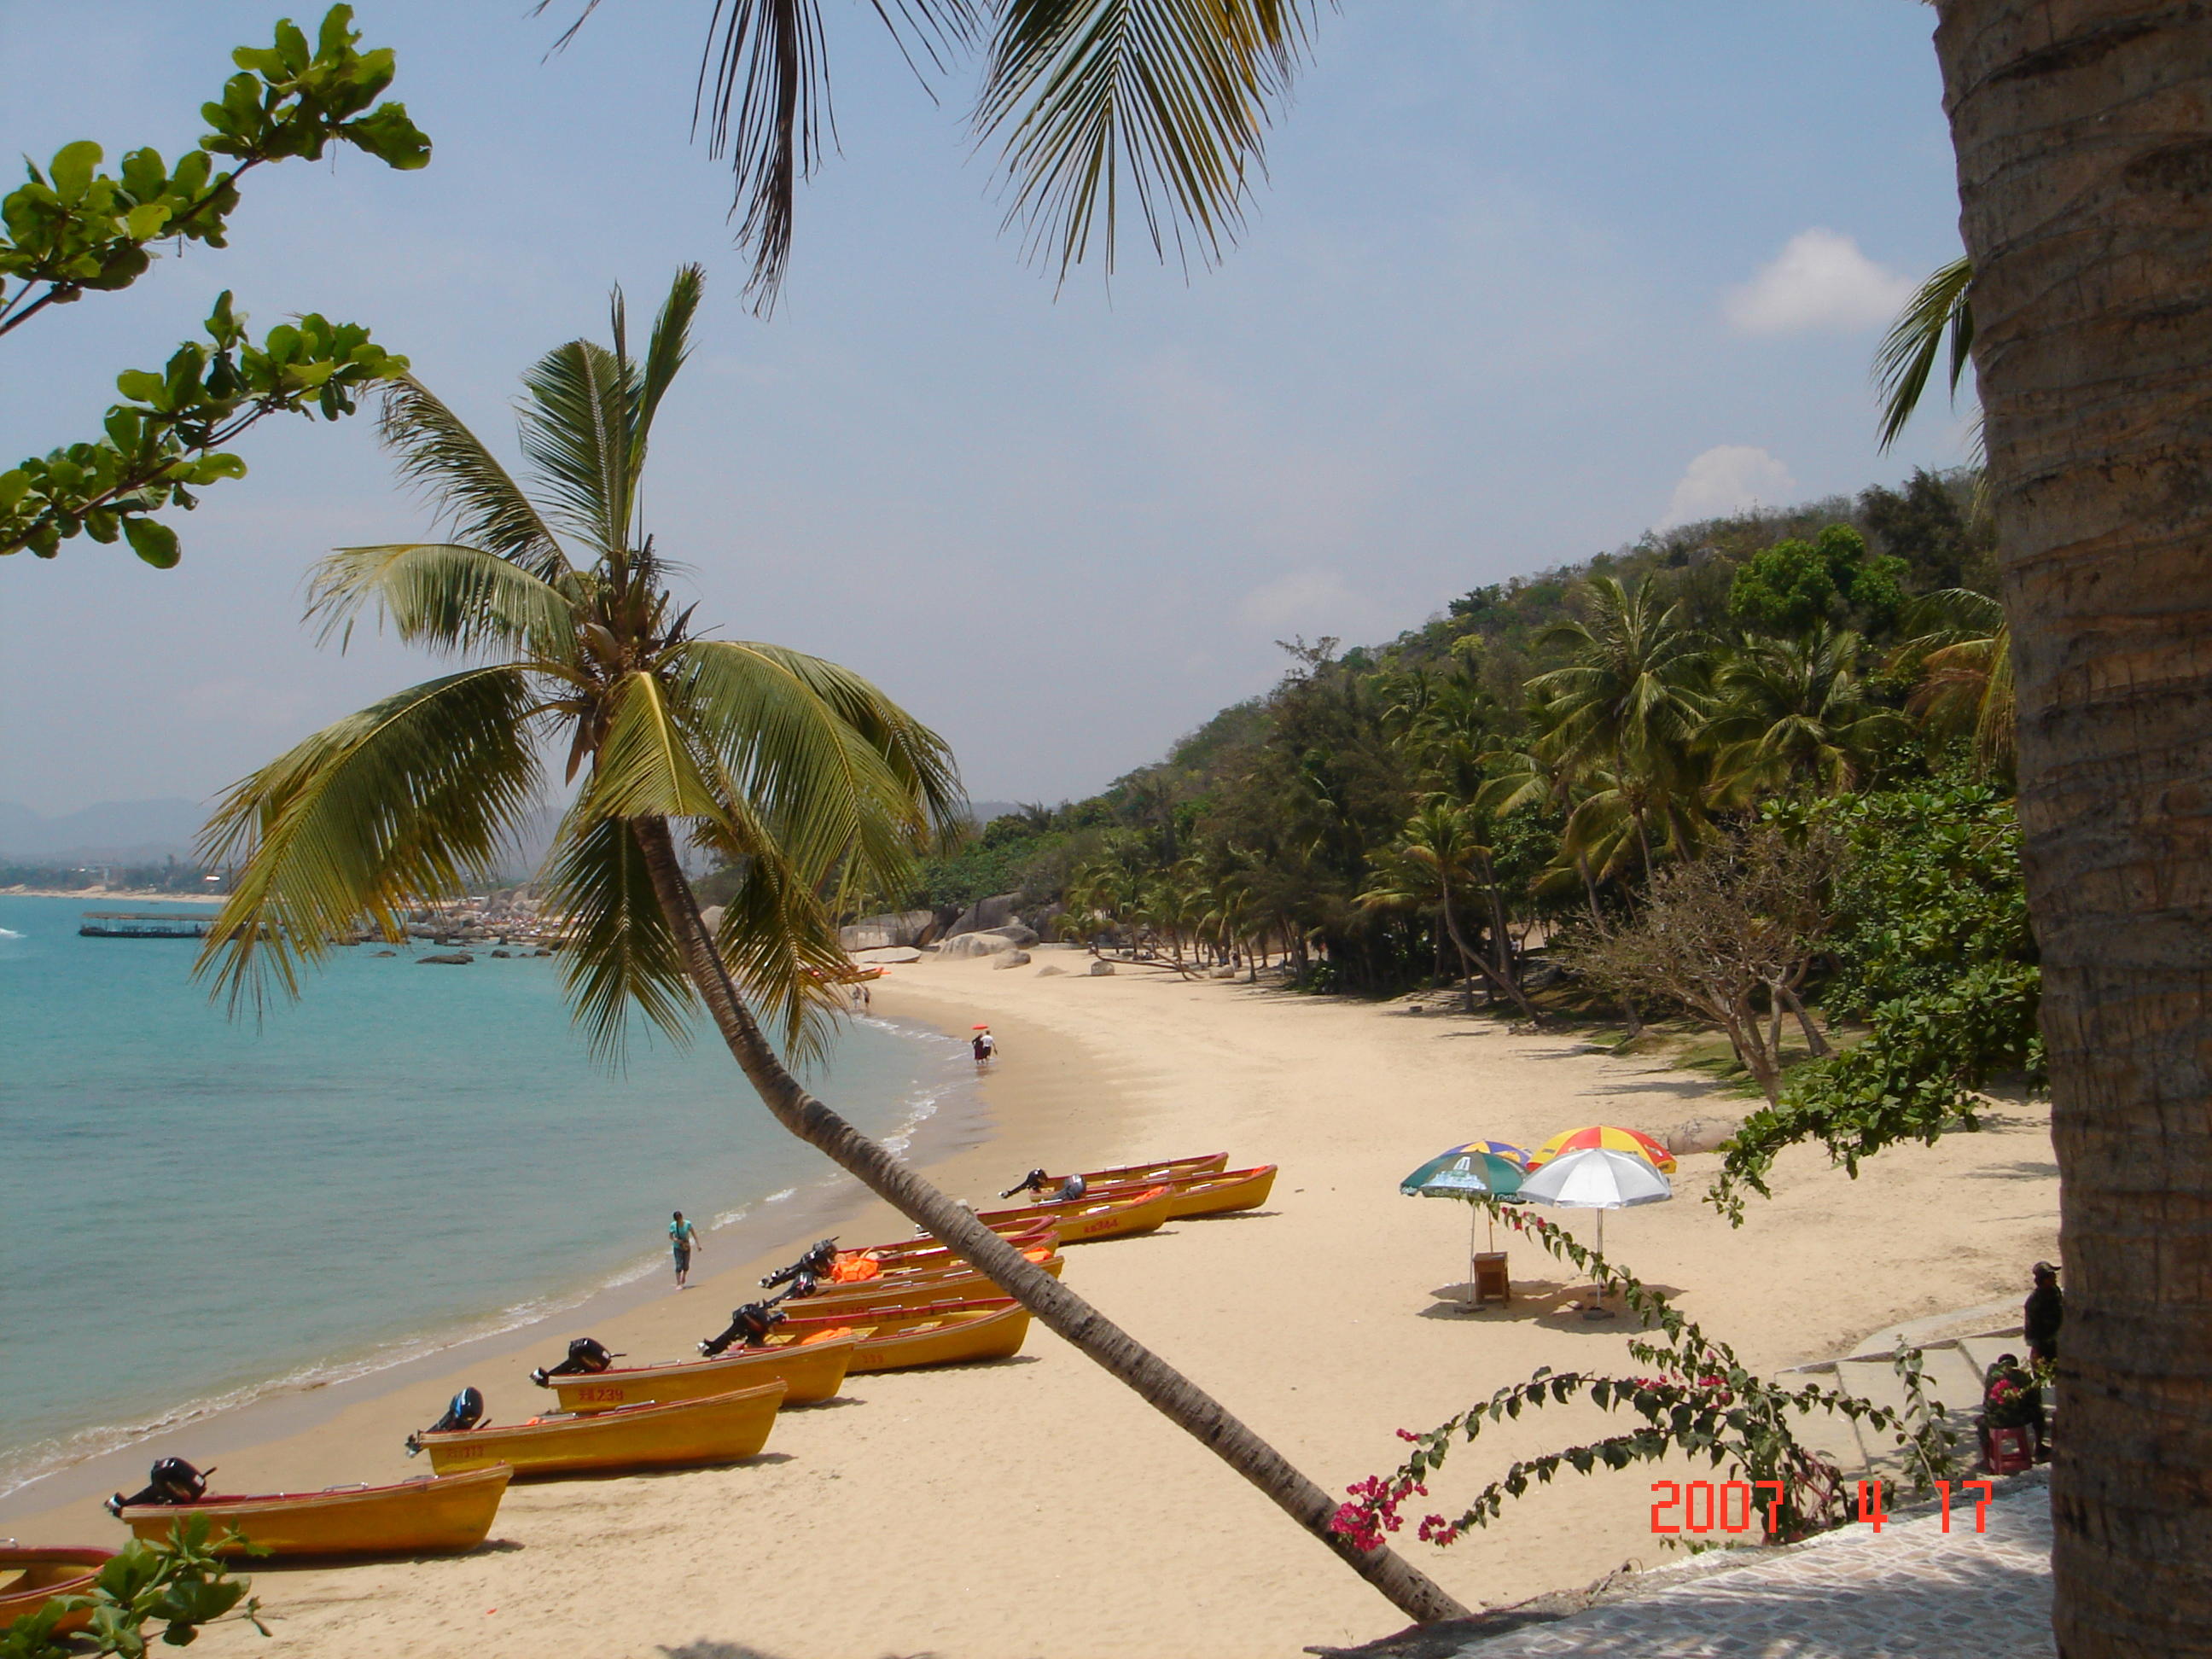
1081, 1164, 1278, 1219
841, 1218, 1057, 1268
412, 1383, 785, 1478
0, 1546, 113, 1637
539, 1334, 859, 1413
969, 1184, 1173, 1243
112, 1468, 510, 1557
1040, 1152, 1229, 1186
770, 1301, 1032, 1372
783, 1249, 1062, 1318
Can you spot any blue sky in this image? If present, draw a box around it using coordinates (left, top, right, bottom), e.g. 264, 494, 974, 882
0, 1, 1972, 815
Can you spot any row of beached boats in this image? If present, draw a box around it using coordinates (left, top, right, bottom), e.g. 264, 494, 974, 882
2, 1153, 1274, 1626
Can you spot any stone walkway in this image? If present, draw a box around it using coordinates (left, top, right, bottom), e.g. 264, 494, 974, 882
1437, 1472, 2052, 1657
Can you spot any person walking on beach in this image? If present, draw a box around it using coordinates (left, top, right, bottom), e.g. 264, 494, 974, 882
669, 1210, 702, 1288
971, 1027, 997, 1067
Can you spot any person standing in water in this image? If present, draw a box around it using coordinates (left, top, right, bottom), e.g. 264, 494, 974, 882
971, 1027, 997, 1066
669, 1210, 702, 1288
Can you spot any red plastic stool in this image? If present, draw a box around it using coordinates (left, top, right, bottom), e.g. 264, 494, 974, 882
1982, 1424, 2034, 1475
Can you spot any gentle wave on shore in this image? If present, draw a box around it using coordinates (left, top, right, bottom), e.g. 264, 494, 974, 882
0, 896, 970, 1499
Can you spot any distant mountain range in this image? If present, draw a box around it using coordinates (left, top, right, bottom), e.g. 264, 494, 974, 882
3, 795, 1037, 866
0, 799, 212, 861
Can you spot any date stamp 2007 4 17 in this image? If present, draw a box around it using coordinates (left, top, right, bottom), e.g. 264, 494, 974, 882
1650, 1478, 1998, 1537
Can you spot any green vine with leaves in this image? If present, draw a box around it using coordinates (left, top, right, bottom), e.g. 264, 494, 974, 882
1329, 1200, 1964, 1554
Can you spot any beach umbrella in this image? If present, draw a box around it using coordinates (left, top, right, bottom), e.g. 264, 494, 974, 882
1516, 1146, 1673, 1314
1527, 1124, 1677, 1174
1399, 1146, 1525, 1307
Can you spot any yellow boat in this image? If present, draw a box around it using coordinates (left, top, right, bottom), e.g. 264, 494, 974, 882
113, 1467, 510, 1557
969, 1184, 1173, 1243
773, 1301, 1032, 1372
837, 1218, 1057, 1270
541, 1335, 856, 1413
1087, 1163, 1278, 1219
1041, 1151, 1230, 1186
0, 1546, 112, 1636
413, 1382, 785, 1477
783, 1249, 1062, 1318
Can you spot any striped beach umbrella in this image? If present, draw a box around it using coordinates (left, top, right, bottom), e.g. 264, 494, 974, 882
1517, 1146, 1674, 1316
1528, 1124, 1677, 1174
1400, 1144, 1527, 1306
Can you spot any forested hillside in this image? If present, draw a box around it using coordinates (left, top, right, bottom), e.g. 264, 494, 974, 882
892, 463, 2034, 1209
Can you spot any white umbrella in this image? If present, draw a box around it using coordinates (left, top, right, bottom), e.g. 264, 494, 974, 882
1515, 1146, 1672, 1314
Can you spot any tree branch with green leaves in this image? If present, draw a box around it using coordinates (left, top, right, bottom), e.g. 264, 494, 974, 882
0, 6, 428, 566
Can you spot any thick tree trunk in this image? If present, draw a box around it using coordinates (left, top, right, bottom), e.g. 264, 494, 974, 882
1779, 983, 1831, 1059
632, 819, 1470, 1627
1934, 7, 2212, 1653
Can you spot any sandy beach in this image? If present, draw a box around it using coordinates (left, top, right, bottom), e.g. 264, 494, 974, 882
5, 946, 2059, 1658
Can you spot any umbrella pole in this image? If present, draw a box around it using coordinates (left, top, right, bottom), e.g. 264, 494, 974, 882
1465, 1202, 1478, 1309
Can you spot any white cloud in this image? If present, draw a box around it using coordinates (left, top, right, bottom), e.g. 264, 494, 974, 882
1660, 445, 1797, 528
1723, 229, 1915, 335
1238, 570, 1362, 632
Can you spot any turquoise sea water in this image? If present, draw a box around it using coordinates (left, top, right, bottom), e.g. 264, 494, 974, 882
0, 894, 969, 1497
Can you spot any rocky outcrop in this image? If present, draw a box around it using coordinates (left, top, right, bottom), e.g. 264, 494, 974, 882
981, 923, 1039, 948
417, 952, 474, 966
945, 893, 1024, 938
1666, 1115, 1743, 1156
853, 946, 923, 964
938, 932, 1019, 960
839, 909, 937, 952
992, 949, 1033, 969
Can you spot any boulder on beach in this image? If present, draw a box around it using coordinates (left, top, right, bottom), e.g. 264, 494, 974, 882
981, 923, 1039, 948
992, 949, 1032, 969
839, 909, 937, 952
1088, 959, 1115, 976
417, 952, 474, 966
1666, 1115, 1743, 1155
698, 905, 725, 937
852, 946, 923, 965
937, 932, 1017, 960
1036, 963, 1066, 977
945, 892, 1023, 939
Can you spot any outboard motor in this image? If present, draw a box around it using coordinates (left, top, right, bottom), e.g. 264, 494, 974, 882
530, 1336, 620, 1388
106, 1457, 209, 1515
1002, 1168, 1086, 1203
405, 1386, 486, 1455
760, 1238, 840, 1289
699, 1295, 789, 1357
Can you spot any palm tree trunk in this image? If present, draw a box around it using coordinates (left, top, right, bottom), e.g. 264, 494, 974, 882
632, 818, 1470, 1626
1779, 981, 1831, 1059
1935, 7, 2212, 1650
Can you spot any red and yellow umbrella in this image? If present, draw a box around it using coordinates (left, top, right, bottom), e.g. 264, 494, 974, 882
1528, 1125, 1676, 1174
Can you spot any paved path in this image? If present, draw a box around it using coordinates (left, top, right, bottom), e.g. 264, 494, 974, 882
1441, 1472, 2052, 1657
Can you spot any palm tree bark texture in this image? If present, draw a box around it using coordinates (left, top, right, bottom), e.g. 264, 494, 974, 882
631, 817, 1470, 1625
1934, 5, 2212, 1652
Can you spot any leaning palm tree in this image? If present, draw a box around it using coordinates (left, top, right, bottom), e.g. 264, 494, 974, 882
193, 267, 1464, 1627
1357, 799, 1538, 1020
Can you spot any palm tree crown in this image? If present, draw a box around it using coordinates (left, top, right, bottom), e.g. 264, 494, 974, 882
198, 265, 959, 1054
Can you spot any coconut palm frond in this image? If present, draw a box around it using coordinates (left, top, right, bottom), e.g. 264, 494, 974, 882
377, 376, 573, 582
520, 338, 638, 561
588, 671, 736, 824
306, 543, 582, 665
195, 666, 545, 1014
1875, 254, 1974, 452
976, 0, 1319, 281
632, 264, 707, 470
543, 808, 699, 1059
669, 642, 928, 906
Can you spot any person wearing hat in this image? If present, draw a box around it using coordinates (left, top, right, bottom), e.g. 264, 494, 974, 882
2025, 1260, 2063, 1367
